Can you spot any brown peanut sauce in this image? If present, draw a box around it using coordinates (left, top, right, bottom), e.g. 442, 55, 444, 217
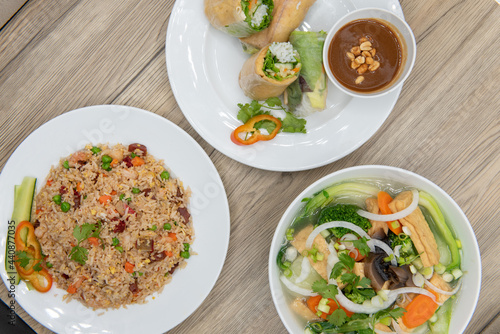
328, 19, 404, 93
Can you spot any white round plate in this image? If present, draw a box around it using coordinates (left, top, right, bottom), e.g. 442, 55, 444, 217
0, 105, 230, 334
166, 0, 406, 171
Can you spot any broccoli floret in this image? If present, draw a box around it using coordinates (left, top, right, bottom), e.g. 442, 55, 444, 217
388, 232, 416, 258
317, 204, 371, 238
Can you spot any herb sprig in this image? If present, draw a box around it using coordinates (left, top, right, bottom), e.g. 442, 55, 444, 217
69, 222, 103, 265
237, 98, 307, 134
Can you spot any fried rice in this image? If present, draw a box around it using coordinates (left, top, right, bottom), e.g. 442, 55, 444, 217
33, 143, 193, 309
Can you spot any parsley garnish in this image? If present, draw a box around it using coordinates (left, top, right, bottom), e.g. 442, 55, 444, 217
351, 237, 371, 256
69, 222, 102, 265
236, 98, 307, 134
15, 251, 31, 268
33, 261, 43, 272
312, 279, 339, 300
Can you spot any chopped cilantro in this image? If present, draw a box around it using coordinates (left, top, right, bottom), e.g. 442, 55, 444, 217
15, 251, 31, 268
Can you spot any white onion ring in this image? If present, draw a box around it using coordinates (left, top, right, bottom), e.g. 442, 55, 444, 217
389, 287, 441, 305
357, 189, 419, 221
370, 239, 397, 266
336, 286, 398, 314
305, 221, 373, 251
294, 257, 312, 284
394, 245, 402, 258
392, 319, 410, 334
326, 242, 339, 285
424, 277, 462, 296
279, 275, 317, 296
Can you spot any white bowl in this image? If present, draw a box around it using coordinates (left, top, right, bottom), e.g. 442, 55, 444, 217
323, 8, 417, 98
269, 165, 481, 334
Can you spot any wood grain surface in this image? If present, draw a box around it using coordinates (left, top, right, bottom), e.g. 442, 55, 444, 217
0, 0, 499, 333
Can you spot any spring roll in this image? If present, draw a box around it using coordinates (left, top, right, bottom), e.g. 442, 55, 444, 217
285, 31, 328, 115
239, 0, 316, 52
239, 42, 301, 100
205, 0, 274, 37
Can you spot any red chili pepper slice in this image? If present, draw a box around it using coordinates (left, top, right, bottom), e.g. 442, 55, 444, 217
231, 114, 282, 145
24, 268, 53, 293
14, 220, 52, 293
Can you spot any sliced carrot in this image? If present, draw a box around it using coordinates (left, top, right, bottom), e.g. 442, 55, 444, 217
306, 295, 354, 319
401, 292, 439, 328
99, 195, 112, 204
164, 251, 173, 257
67, 285, 77, 294
168, 232, 177, 241
46, 179, 53, 186
111, 158, 119, 167
76, 182, 83, 193
377, 191, 403, 235
35, 208, 43, 214
124, 261, 135, 273
131, 156, 145, 167
110, 190, 117, 195
88, 237, 99, 247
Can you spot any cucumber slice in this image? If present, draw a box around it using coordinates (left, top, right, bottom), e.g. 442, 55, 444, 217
12, 177, 37, 223
5, 176, 37, 284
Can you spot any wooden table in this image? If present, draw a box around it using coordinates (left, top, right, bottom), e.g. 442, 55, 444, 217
0, 0, 498, 333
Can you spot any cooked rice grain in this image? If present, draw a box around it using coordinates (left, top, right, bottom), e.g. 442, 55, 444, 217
34, 143, 194, 309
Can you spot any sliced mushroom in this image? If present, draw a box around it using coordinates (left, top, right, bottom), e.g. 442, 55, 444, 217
387, 265, 416, 289
364, 253, 389, 291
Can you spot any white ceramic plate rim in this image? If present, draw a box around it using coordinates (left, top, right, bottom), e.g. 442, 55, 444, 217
166, 0, 407, 172
0, 105, 230, 334
269, 165, 481, 334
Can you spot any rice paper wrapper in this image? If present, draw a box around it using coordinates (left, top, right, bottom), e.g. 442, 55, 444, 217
205, 0, 254, 37
286, 30, 328, 116
240, 0, 316, 51
239, 44, 298, 100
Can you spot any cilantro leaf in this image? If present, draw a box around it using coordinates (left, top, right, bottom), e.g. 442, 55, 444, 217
312, 279, 338, 300
352, 237, 371, 256
33, 261, 43, 272
340, 272, 357, 284
73, 223, 95, 242
338, 252, 355, 270
374, 307, 406, 322
265, 97, 282, 107
358, 276, 372, 288
328, 308, 348, 327
69, 246, 88, 265
237, 101, 268, 124
15, 250, 31, 268
280, 112, 307, 133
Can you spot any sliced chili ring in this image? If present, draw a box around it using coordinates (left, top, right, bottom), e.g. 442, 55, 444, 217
231, 114, 282, 145
24, 268, 53, 293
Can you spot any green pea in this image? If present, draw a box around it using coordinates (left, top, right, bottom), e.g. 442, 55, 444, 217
52, 194, 62, 205
149, 225, 157, 231
183, 243, 190, 251
132, 187, 140, 194
112, 237, 120, 246
119, 194, 125, 201
91, 146, 101, 155
101, 155, 112, 163
63, 160, 70, 169
163, 223, 172, 231
180, 251, 190, 259
61, 202, 71, 212
115, 246, 123, 253
160, 171, 170, 180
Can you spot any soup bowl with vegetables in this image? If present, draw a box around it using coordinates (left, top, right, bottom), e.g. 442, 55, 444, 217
269, 166, 480, 334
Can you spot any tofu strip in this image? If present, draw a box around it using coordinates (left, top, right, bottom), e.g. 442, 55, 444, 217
388, 191, 440, 267
291, 225, 330, 280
